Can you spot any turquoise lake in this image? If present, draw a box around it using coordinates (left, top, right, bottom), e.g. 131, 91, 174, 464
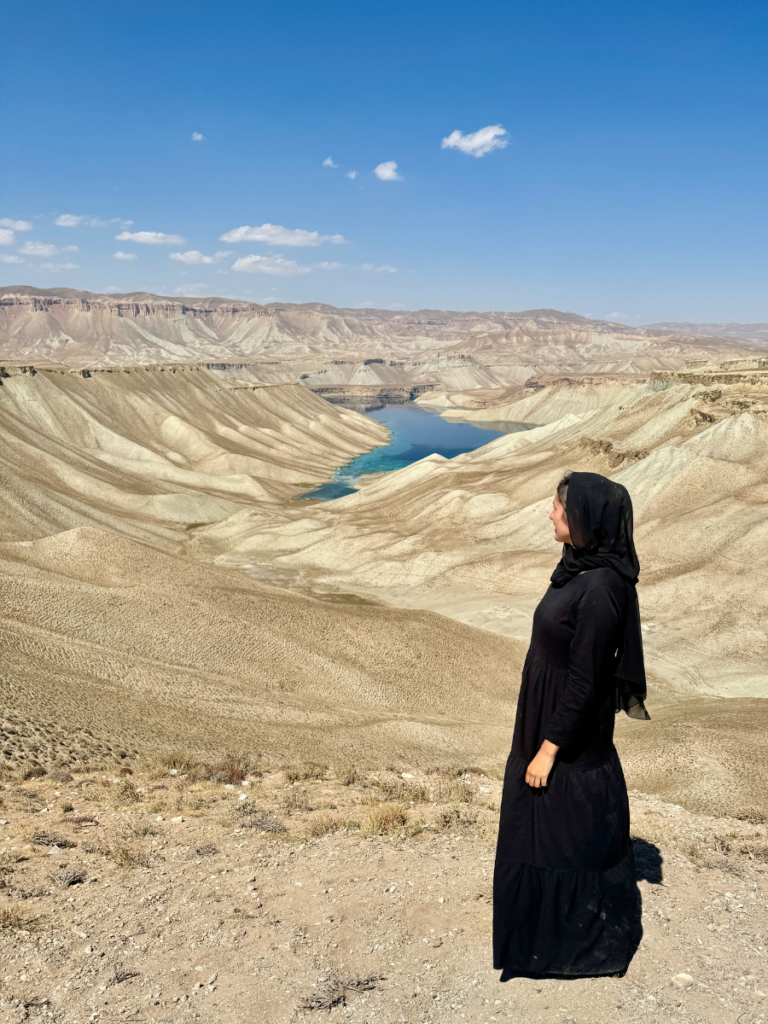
300, 404, 533, 501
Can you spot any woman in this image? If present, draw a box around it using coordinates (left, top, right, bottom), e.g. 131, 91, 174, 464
493, 470, 649, 978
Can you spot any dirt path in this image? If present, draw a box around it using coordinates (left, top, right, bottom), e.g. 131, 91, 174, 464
1, 767, 767, 1024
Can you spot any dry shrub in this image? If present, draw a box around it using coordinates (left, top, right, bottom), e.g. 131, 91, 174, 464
0, 906, 28, 930
304, 813, 342, 839
336, 765, 361, 786
120, 818, 161, 840
734, 806, 768, 825
373, 779, 429, 804
49, 867, 88, 887
434, 806, 479, 833
195, 843, 219, 857
431, 778, 475, 804
284, 762, 328, 783
114, 781, 140, 805
145, 751, 201, 780
189, 752, 261, 785
359, 803, 409, 838
301, 973, 384, 1011
33, 830, 76, 849
282, 788, 312, 813
106, 843, 151, 868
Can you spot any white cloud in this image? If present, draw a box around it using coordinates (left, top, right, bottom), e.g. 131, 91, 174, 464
231, 254, 311, 276
605, 311, 629, 323
20, 241, 58, 256
116, 230, 185, 245
374, 161, 402, 181
62, 244, 79, 252
169, 250, 231, 265
220, 223, 344, 246
38, 262, 79, 272
322, 157, 338, 168
0, 254, 23, 263
175, 283, 209, 296
56, 214, 133, 228
113, 251, 137, 261
191, 132, 204, 142
0, 218, 32, 231
360, 263, 397, 274
441, 124, 509, 157
316, 261, 344, 270
345, 170, 358, 180
0, 229, 14, 245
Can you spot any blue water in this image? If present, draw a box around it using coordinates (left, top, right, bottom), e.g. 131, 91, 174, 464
299, 405, 529, 501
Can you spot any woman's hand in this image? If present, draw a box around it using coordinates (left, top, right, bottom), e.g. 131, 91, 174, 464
525, 740, 559, 788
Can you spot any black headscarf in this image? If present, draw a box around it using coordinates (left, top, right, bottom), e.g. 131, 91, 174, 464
550, 471, 650, 720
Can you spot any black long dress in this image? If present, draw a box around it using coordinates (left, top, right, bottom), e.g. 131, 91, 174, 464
493, 567, 642, 977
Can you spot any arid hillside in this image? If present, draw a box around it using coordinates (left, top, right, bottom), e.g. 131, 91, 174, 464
0, 364, 387, 547
0, 287, 762, 385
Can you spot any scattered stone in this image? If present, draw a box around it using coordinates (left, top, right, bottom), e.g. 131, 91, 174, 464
672, 973, 694, 989
171, 816, 185, 823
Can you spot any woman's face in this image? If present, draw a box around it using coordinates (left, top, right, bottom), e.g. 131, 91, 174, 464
550, 494, 572, 544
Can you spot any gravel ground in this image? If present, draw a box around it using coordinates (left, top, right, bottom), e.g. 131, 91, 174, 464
0, 768, 766, 1024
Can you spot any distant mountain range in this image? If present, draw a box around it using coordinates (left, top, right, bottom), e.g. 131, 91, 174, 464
1, 286, 764, 386
645, 322, 768, 344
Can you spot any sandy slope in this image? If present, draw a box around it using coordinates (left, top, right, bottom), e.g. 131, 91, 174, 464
0, 365, 387, 546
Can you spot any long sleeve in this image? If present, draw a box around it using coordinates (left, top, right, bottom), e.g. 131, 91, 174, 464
543, 585, 622, 749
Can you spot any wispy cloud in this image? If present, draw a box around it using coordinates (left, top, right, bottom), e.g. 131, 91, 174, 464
441, 124, 509, 157
175, 282, 209, 295
116, 230, 185, 245
361, 263, 397, 274
0, 229, 14, 245
169, 250, 230, 265
113, 251, 137, 261
374, 161, 402, 181
38, 262, 79, 272
56, 214, 133, 228
605, 311, 629, 323
0, 254, 23, 263
345, 170, 358, 180
0, 218, 32, 231
20, 241, 59, 256
231, 254, 311, 276
316, 261, 344, 270
322, 157, 338, 168
191, 132, 204, 142
220, 223, 344, 246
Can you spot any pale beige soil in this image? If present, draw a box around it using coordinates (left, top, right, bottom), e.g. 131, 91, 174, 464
1, 767, 767, 1024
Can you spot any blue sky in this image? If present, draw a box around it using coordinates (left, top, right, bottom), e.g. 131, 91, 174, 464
2, 0, 768, 322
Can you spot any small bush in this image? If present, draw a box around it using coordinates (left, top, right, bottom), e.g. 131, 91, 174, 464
120, 818, 161, 840
336, 765, 360, 786
304, 813, 343, 839
431, 779, 475, 804
49, 867, 88, 887
359, 803, 409, 838
114, 781, 140, 805
434, 806, 479, 833
33, 830, 76, 849
374, 779, 429, 804
734, 806, 768, 825
61, 802, 74, 813
0, 906, 28, 930
107, 844, 151, 869
284, 763, 327, 783
283, 789, 312, 813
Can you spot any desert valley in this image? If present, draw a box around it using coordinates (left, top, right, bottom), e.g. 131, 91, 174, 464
1, 286, 768, 1024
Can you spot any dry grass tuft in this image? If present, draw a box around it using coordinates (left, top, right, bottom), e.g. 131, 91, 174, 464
32, 829, 76, 849
434, 806, 479, 833
283, 788, 312, 813
105, 843, 152, 868
49, 866, 88, 887
359, 803, 409, 838
0, 906, 29, 930
119, 818, 161, 840
336, 764, 361, 786
372, 779, 429, 804
431, 778, 475, 804
304, 812, 343, 839
114, 780, 140, 805
300, 972, 384, 1011
284, 762, 328, 783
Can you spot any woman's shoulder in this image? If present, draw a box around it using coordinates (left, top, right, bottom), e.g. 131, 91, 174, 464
576, 567, 628, 598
